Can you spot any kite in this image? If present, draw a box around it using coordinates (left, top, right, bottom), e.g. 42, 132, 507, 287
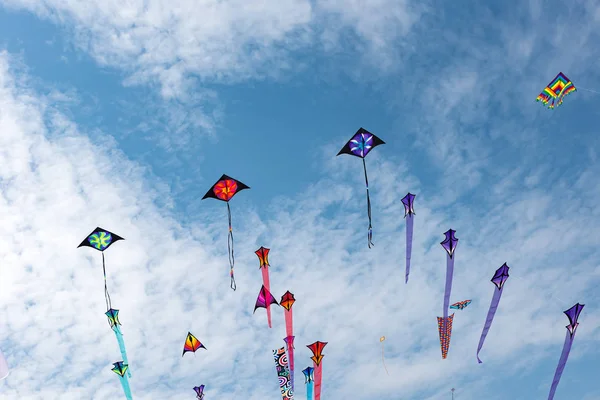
256, 247, 274, 328
476, 263, 510, 363
307, 341, 327, 400
380, 336, 389, 375
202, 174, 250, 291
401, 192, 416, 283
111, 361, 132, 400
281, 291, 296, 390
106, 309, 132, 378
77, 227, 124, 312
536, 72, 576, 109
548, 303, 585, 400
254, 285, 279, 323
0, 349, 8, 380
450, 300, 472, 310
273, 347, 293, 400
438, 229, 458, 359
302, 367, 314, 400
182, 332, 206, 357
336, 127, 385, 248
193, 385, 205, 400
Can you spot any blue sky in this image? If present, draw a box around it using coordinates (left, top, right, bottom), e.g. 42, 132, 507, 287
0, 0, 599, 399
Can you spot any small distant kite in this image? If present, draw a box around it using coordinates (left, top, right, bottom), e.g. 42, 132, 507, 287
307, 341, 327, 400
202, 174, 250, 291
438, 229, 458, 359
401, 192, 416, 283
548, 303, 585, 400
536, 72, 576, 109
182, 332, 206, 357
337, 127, 385, 248
380, 336, 389, 375
111, 361, 132, 400
302, 366, 314, 400
450, 300, 472, 310
281, 291, 296, 390
193, 385, 205, 400
476, 263, 510, 363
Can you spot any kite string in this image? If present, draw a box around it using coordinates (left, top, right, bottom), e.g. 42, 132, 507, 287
381, 341, 389, 375
362, 158, 374, 248
227, 202, 236, 291
577, 86, 600, 95
102, 252, 112, 321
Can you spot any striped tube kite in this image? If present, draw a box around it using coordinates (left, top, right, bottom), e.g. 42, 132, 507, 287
337, 127, 385, 248
105, 309, 132, 378
256, 247, 274, 327
536, 72, 576, 109
254, 285, 279, 324
548, 303, 585, 400
182, 332, 206, 357
307, 341, 327, 400
437, 229, 458, 359
273, 347, 293, 400
476, 263, 510, 363
401, 192, 416, 283
281, 291, 296, 390
202, 174, 250, 291
302, 367, 314, 400
193, 385, 205, 400
111, 361, 132, 400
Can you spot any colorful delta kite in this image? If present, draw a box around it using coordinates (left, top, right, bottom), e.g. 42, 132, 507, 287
307, 341, 327, 400
548, 303, 585, 400
401, 192, 416, 283
78, 227, 124, 312
193, 385, 205, 400
438, 229, 458, 359
302, 367, 314, 400
476, 263, 510, 364
380, 336, 389, 375
106, 309, 132, 378
182, 332, 206, 357
536, 72, 576, 109
254, 285, 279, 324
256, 247, 274, 328
450, 300, 472, 310
273, 347, 293, 400
202, 174, 250, 291
281, 291, 296, 390
337, 127, 385, 248
111, 361, 132, 400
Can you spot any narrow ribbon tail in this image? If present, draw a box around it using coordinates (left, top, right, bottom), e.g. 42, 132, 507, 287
476, 287, 504, 363
114, 326, 132, 378
548, 331, 576, 400
314, 363, 323, 400
443, 255, 455, 320
306, 381, 313, 400
226, 202, 236, 291
405, 214, 414, 284
120, 376, 133, 400
362, 158, 374, 248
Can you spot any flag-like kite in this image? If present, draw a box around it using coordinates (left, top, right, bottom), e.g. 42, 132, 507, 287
438, 229, 458, 359
202, 174, 250, 291
476, 263, 510, 363
450, 300, 472, 310
302, 367, 314, 400
106, 309, 132, 378
111, 361, 133, 400
307, 341, 327, 400
337, 127, 385, 248
548, 303, 585, 400
380, 336, 389, 375
193, 385, 205, 400
281, 291, 296, 390
401, 192, 416, 283
254, 285, 279, 323
182, 332, 206, 357
536, 72, 576, 109
256, 247, 274, 328
273, 347, 293, 400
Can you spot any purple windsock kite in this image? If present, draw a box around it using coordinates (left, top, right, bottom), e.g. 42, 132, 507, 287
476, 263, 510, 363
437, 229, 458, 359
401, 193, 416, 284
547, 303, 584, 400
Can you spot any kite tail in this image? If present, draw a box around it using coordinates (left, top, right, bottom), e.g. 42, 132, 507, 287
284, 335, 295, 391
548, 330, 576, 400
119, 376, 133, 400
476, 287, 504, 363
227, 202, 236, 291
405, 214, 414, 284
306, 381, 313, 400
314, 363, 323, 400
362, 158, 374, 248
102, 253, 112, 312
114, 326, 132, 378
381, 341, 389, 375
284, 309, 294, 338
262, 268, 272, 328
443, 254, 455, 320
437, 314, 454, 359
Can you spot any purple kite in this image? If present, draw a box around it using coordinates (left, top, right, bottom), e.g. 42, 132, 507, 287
476, 263, 510, 363
254, 285, 279, 319
401, 192, 415, 283
547, 303, 584, 400
193, 385, 205, 400
437, 229, 458, 359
